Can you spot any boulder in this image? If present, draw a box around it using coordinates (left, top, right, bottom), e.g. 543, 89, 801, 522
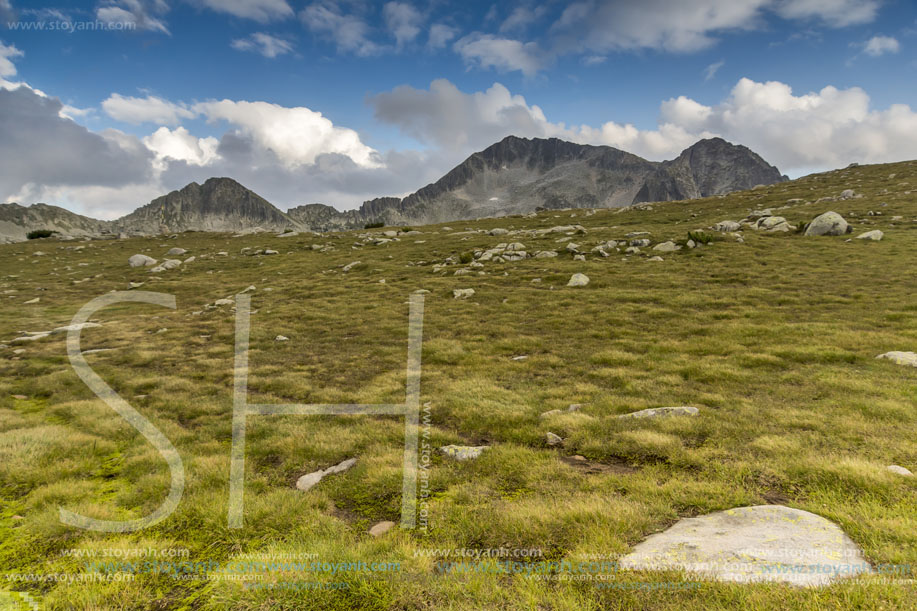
713, 221, 741, 232
160, 259, 182, 270
876, 351, 917, 368
805, 212, 850, 236
618, 505, 872, 586
129, 254, 157, 268
567, 273, 590, 287
652, 241, 680, 252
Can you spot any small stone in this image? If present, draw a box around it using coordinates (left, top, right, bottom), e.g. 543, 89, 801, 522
855, 230, 883, 241
572, 455, 586, 461
619, 406, 699, 419
369, 521, 396, 537
166, 247, 187, 256
573, 254, 586, 262
12, 395, 27, 400
440, 445, 488, 461
713, 221, 741, 232
296, 457, 357, 491
652, 241, 681, 252
23, 297, 39, 304
568, 404, 582, 412
129, 254, 157, 268
213, 298, 235, 306
540, 410, 563, 418
567, 273, 589, 287
275, 335, 289, 342
546, 432, 563, 446
342, 261, 362, 272
647, 256, 664, 262
263, 249, 279, 255
887, 465, 913, 477
453, 288, 475, 299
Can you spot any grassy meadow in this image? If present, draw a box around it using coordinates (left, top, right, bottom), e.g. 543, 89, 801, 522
1, 160, 916, 609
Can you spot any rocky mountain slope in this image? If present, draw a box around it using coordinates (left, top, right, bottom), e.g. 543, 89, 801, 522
288, 136, 787, 230
1, 136, 787, 241
0, 203, 111, 244
112, 177, 300, 235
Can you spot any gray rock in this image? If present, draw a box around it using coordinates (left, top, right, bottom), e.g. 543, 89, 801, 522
166, 247, 187, 256
295, 457, 357, 491
755, 216, 791, 231
489, 228, 509, 236
839, 189, 857, 200
855, 230, 883, 241
213, 298, 234, 306
453, 288, 475, 299
275, 335, 289, 342
567, 273, 589, 287
619, 406, 699, 419
129, 254, 157, 268
342, 261, 362, 272
263, 249, 279, 255
440, 445, 488, 461
652, 241, 680, 252
23, 297, 40, 304
51, 322, 101, 334
546, 432, 563, 446
161, 259, 182, 270
534, 250, 558, 258
713, 221, 741, 232
876, 351, 917, 367
647, 256, 664, 262
618, 505, 872, 586
805, 212, 849, 236
630, 238, 651, 247
887, 465, 913, 477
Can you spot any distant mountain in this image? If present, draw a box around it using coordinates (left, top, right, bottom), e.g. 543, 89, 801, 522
288, 136, 788, 230
0, 202, 110, 244
0, 136, 788, 241
113, 177, 300, 234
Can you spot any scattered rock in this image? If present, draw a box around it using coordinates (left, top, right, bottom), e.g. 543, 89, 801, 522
567, 273, 589, 287
295, 458, 357, 491
440, 445, 488, 461
839, 189, 857, 200
342, 261, 362, 272
887, 465, 913, 477
534, 250, 558, 258
213, 298, 235, 306
630, 239, 651, 247
618, 406, 699, 419
652, 241, 681, 252
713, 221, 741, 232
755, 216, 792, 232
855, 230, 883, 241
275, 335, 289, 342
369, 521, 396, 537
618, 505, 872, 586
166, 247, 187, 256
453, 288, 475, 299
805, 212, 850, 236
546, 432, 563, 446
540, 410, 563, 419
23, 298, 39, 304
876, 351, 917, 367
129, 254, 157, 268
647, 256, 664, 262
489, 228, 509, 236
12, 395, 27, 400
263, 250, 279, 255
161, 259, 182, 270
51, 322, 101, 334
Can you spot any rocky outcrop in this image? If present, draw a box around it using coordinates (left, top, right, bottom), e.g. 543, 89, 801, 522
0, 202, 111, 243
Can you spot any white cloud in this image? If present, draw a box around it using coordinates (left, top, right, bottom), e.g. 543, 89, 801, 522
862, 35, 899, 57
383, 2, 423, 49
454, 34, 544, 76
231, 32, 294, 57
370, 77, 917, 177
499, 6, 546, 33
194, 98, 380, 168
102, 93, 196, 125
774, 0, 880, 27
191, 0, 293, 22
97, 1, 170, 35
0, 41, 23, 78
428, 23, 457, 49
143, 126, 220, 167
300, 2, 382, 56
704, 59, 725, 81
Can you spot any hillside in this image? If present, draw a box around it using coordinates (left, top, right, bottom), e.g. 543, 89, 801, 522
0, 202, 111, 244
0, 160, 915, 610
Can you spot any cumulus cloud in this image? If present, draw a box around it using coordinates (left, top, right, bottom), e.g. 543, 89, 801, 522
231, 32, 294, 57
773, 0, 880, 27
143, 126, 220, 167
862, 35, 899, 57
300, 1, 382, 56
97, 0, 170, 35
0, 87, 154, 205
0, 41, 23, 78
370, 77, 917, 176
383, 2, 423, 49
193, 99, 381, 169
499, 6, 546, 33
454, 34, 544, 76
190, 0, 293, 22
102, 93, 196, 125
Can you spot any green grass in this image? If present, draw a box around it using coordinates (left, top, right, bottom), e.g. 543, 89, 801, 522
1, 160, 916, 609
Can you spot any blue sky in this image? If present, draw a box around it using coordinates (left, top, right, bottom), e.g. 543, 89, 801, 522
0, 0, 915, 218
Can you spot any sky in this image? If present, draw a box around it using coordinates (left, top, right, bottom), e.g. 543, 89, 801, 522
0, 0, 915, 220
